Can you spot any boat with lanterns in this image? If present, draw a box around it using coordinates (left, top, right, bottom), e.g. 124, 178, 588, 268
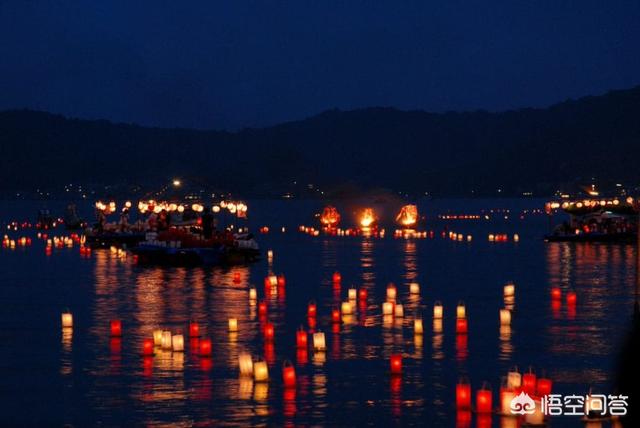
130, 230, 259, 266
544, 197, 638, 242
319, 205, 341, 229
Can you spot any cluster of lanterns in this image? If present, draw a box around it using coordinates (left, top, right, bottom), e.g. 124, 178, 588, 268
438, 214, 481, 220
488, 234, 519, 242
134, 200, 248, 216
1, 235, 32, 248
446, 231, 473, 242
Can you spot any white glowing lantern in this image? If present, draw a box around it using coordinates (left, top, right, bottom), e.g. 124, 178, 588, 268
153, 329, 163, 346
172, 334, 184, 352
253, 361, 269, 382
268, 275, 278, 287
409, 283, 420, 295
177, 205, 185, 213
456, 302, 466, 319
513, 234, 520, 242
238, 353, 254, 376
161, 330, 172, 350
501, 389, 517, 414
507, 369, 522, 389
348, 288, 357, 300
394, 304, 404, 317
503, 283, 515, 298
433, 302, 443, 319
489, 234, 495, 242
61, 312, 73, 328
267, 250, 273, 260
414, 318, 424, 335
500, 309, 511, 325
382, 301, 394, 316
467, 235, 472, 242
313, 332, 326, 351
228, 318, 238, 332
341, 301, 353, 315
386, 284, 397, 301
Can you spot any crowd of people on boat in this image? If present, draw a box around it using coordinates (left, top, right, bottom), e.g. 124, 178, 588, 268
555, 216, 637, 236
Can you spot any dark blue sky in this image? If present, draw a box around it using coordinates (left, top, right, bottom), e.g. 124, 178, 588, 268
1, 1, 639, 130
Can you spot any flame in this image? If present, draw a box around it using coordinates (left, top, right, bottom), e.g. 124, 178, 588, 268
359, 208, 376, 228
320, 206, 341, 227
396, 204, 418, 227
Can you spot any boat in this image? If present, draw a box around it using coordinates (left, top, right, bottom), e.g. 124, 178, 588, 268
544, 197, 638, 243
85, 230, 147, 248
63, 204, 87, 230
130, 230, 259, 266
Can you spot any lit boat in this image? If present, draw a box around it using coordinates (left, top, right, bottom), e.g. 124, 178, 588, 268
544, 197, 637, 242
130, 230, 259, 265
359, 208, 377, 230
395, 204, 418, 229
320, 205, 341, 228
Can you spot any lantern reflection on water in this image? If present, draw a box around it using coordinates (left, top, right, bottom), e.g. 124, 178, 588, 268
253, 360, 269, 382
61, 312, 73, 329
499, 309, 511, 325
199, 339, 212, 357
228, 318, 238, 332
396, 204, 418, 228
433, 302, 443, 319
142, 338, 155, 356
409, 282, 420, 295
456, 318, 468, 334
394, 304, 404, 318
414, 318, 423, 335
313, 332, 326, 351
172, 334, 184, 352
382, 301, 394, 316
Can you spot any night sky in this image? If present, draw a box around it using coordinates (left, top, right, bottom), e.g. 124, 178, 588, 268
1, 1, 639, 130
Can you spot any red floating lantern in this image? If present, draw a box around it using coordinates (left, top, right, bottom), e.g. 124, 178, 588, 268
264, 322, 275, 341
537, 377, 553, 396
199, 338, 212, 357
331, 308, 341, 323
390, 354, 402, 375
456, 381, 471, 409
189, 321, 200, 338
332, 271, 341, 283
566, 291, 577, 305
258, 301, 268, 316
282, 361, 296, 387
456, 318, 468, 334
296, 328, 308, 349
551, 287, 562, 300
476, 384, 493, 413
358, 288, 368, 300
142, 338, 154, 356
522, 369, 536, 395
110, 320, 122, 337
277, 275, 286, 287
232, 271, 241, 283
307, 302, 317, 318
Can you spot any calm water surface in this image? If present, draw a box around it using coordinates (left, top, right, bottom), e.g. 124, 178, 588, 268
0, 199, 635, 426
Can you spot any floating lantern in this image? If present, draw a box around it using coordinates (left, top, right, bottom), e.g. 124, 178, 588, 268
228, 318, 238, 332
332, 308, 341, 323
456, 318, 468, 334
142, 338, 154, 356
503, 283, 515, 298
488, 234, 495, 242
267, 249, 273, 260
172, 334, 184, 352
313, 331, 326, 351
249, 288, 257, 301
409, 282, 420, 295
282, 361, 296, 387
258, 300, 268, 315
110, 320, 122, 337
307, 302, 317, 317
467, 235, 472, 242
513, 234, 520, 242
499, 309, 511, 325
433, 302, 443, 319
61, 312, 73, 328
332, 271, 341, 283
386, 283, 397, 301
456, 302, 466, 319
359, 288, 368, 300
476, 383, 493, 413
348, 288, 357, 300
264, 322, 275, 341
161, 330, 172, 350
414, 318, 424, 335
500, 384, 516, 415
522, 368, 536, 394
153, 329, 164, 346
253, 361, 269, 382
566, 291, 577, 305
456, 379, 472, 409
199, 338, 212, 357
507, 368, 522, 389
382, 301, 394, 316
189, 322, 200, 338
238, 353, 253, 376
296, 328, 308, 349
268, 275, 278, 287
395, 304, 404, 318
537, 377, 552, 396
341, 301, 353, 315
551, 287, 561, 300
390, 354, 402, 374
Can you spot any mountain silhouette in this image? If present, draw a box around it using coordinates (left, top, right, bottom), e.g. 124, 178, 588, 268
1, 86, 639, 197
